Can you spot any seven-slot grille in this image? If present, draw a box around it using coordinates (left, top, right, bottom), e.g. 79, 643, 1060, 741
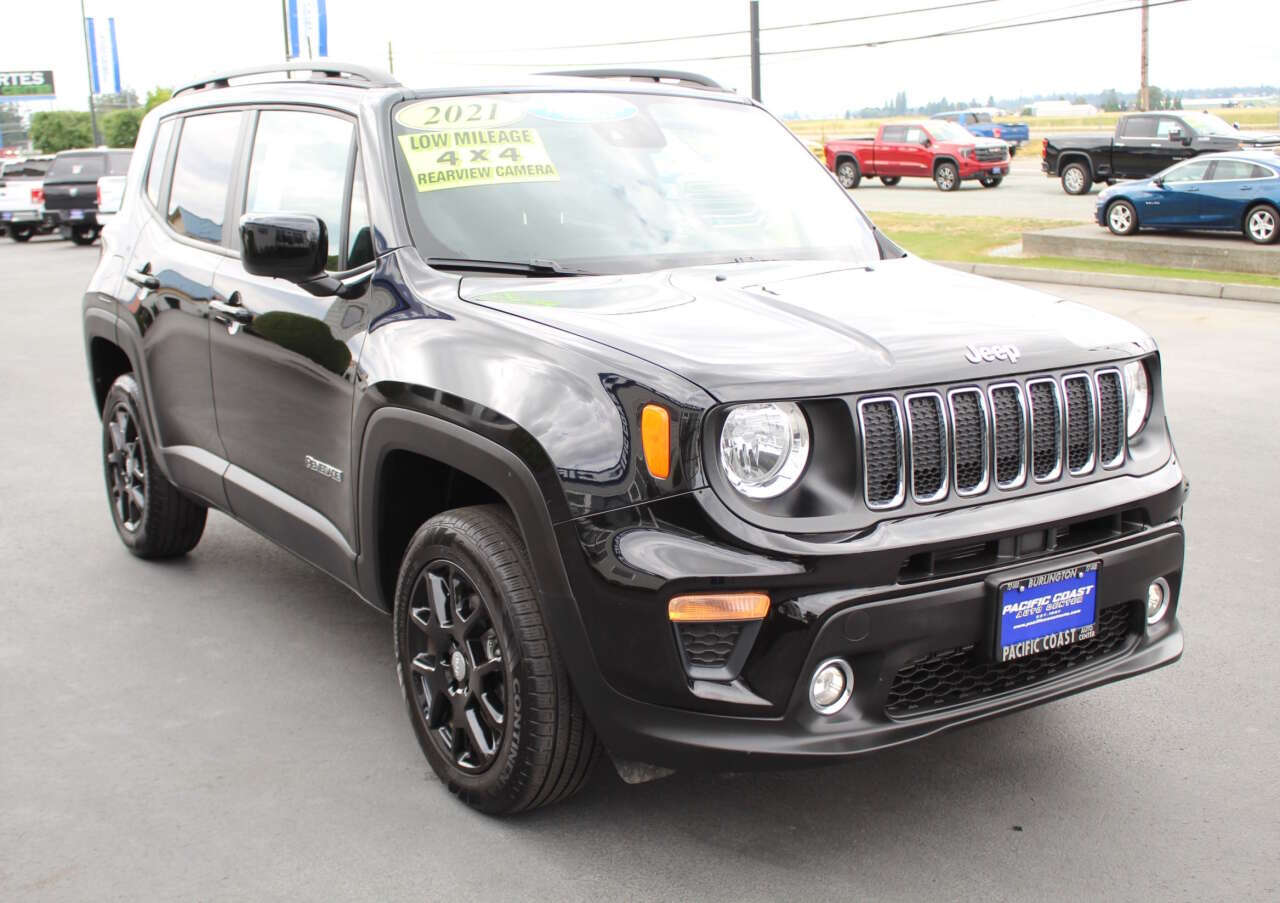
858, 367, 1128, 509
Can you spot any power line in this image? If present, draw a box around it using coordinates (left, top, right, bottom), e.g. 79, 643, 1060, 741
493, 0, 1190, 67
468, 0, 1004, 53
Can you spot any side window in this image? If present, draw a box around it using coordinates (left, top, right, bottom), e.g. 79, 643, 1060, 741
346, 153, 373, 269
168, 112, 242, 244
881, 126, 907, 143
1210, 160, 1261, 181
145, 119, 175, 207
904, 126, 927, 145
1162, 159, 1211, 183
1155, 118, 1183, 139
245, 110, 353, 271
1121, 117, 1156, 139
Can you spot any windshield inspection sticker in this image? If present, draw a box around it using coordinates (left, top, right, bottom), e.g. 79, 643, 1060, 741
398, 128, 559, 192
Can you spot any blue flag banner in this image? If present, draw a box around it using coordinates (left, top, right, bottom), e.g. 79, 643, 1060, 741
85, 16, 123, 95
287, 0, 329, 59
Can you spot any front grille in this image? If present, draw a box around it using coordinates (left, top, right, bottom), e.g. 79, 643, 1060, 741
1095, 369, 1124, 467
975, 146, 1008, 162
858, 398, 905, 508
676, 622, 743, 668
885, 603, 1136, 717
858, 365, 1133, 510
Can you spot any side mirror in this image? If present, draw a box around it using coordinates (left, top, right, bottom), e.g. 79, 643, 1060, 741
1153, 177, 1165, 188
1167, 129, 1184, 143
240, 213, 347, 297
1233, 121, 1240, 130
922, 138, 932, 148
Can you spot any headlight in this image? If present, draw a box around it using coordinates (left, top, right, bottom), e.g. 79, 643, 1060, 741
1122, 359, 1152, 437
719, 402, 810, 499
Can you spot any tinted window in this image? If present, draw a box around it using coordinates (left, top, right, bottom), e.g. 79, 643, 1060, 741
1163, 159, 1211, 183
1120, 117, 1156, 139
1155, 118, 1184, 139
881, 125, 907, 142
1, 159, 49, 178
146, 119, 175, 207
48, 154, 104, 179
108, 152, 132, 174
346, 153, 373, 269
1211, 160, 1271, 180
245, 110, 353, 270
168, 112, 241, 244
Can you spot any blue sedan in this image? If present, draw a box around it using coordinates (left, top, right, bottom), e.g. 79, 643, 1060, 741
1096, 151, 1279, 244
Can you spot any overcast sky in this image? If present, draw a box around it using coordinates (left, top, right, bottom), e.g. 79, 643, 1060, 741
4, 0, 1277, 116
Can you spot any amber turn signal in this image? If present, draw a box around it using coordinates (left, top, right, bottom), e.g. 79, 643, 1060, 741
641, 404, 671, 479
668, 592, 771, 622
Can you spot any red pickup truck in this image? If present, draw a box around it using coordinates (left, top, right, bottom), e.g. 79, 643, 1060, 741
824, 120, 1010, 191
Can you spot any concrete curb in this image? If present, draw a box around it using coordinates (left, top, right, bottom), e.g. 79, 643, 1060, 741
938, 261, 1280, 304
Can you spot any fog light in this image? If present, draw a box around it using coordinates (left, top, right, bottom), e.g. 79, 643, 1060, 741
1146, 578, 1171, 624
809, 658, 854, 715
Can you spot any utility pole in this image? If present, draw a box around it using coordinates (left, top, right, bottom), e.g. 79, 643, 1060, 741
388, 41, 395, 74
1139, 0, 1149, 110
749, 1, 761, 102
281, 0, 291, 60
78, 0, 102, 146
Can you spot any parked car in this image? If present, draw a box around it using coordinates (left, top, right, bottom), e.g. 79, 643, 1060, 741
0, 155, 55, 241
934, 110, 1029, 154
43, 148, 133, 244
95, 174, 128, 226
825, 119, 1010, 191
1043, 110, 1280, 195
83, 62, 1186, 814
1097, 151, 1279, 244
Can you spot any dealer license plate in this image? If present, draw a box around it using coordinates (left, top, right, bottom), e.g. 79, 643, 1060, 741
69, 209, 85, 220
996, 562, 1098, 663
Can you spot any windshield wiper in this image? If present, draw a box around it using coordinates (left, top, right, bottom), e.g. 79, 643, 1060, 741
426, 257, 595, 277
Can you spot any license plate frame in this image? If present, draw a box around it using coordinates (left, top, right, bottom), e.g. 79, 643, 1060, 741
992, 561, 1099, 663
69, 209, 85, 220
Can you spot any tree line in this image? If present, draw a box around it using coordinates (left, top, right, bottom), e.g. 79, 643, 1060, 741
3, 87, 171, 154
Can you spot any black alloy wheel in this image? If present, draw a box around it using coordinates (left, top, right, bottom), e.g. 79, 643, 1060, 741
105, 402, 147, 533
880, 176, 901, 186
71, 226, 99, 245
100, 374, 207, 557
11, 225, 34, 242
980, 174, 1003, 188
393, 505, 599, 814
403, 559, 508, 773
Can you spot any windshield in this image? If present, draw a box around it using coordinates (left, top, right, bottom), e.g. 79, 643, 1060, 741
391, 92, 879, 274
925, 120, 977, 142
1180, 111, 1237, 137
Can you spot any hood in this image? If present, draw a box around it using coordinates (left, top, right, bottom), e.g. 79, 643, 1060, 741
458, 256, 1154, 402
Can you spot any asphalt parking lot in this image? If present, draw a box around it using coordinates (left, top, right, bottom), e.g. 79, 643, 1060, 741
850, 152, 1098, 221
2, 236, 1277, 901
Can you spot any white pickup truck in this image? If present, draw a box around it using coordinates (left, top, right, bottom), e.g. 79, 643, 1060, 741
0, 156, 55, 241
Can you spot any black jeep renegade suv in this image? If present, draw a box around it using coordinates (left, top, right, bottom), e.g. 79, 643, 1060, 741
82, 63, 1187, 814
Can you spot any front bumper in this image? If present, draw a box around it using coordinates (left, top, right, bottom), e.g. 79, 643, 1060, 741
554, 458, 1187, 770
958, 157, 1010, 179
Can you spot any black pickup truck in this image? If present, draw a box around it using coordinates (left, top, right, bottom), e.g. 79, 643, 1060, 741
1043, 110, 1280, 194
43, 148, 132, 244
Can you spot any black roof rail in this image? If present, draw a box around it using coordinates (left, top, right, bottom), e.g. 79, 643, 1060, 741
538, 68, 726, 92
174, 61, 400, 97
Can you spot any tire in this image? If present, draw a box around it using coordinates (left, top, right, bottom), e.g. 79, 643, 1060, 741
393, 504, 599, 814
835, 159, 861, 189
71, 226, 99, 245
1061, 162, 1092, 195
879, 176, 901, 186
1244, 203, 1278, 244
1105, 199, 1139, 236
979, 175, 1003, 188
1008, 145, 1018, 157
934, 161, 959, 191
11, 225, 34, 242
101, 374, 207, 558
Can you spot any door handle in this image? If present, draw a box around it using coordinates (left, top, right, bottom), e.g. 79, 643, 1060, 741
210, 296, 253, 324
125, 265, 158, 289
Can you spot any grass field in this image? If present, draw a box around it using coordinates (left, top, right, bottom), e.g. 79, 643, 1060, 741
872, 211, 1280, 288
